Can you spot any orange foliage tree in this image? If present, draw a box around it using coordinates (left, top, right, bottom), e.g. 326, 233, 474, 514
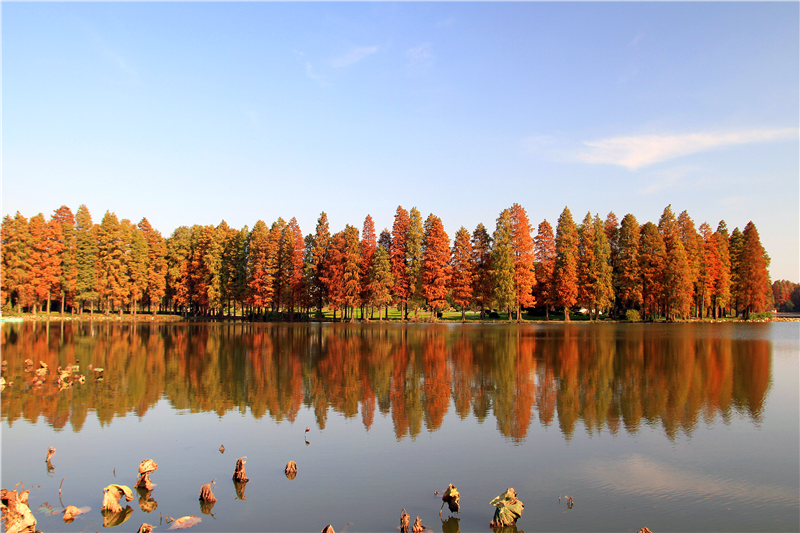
449, 226, 474, 321
510, 203, 536, 322
534, 219, 556, 320
553, 207, 578, 322
421, 213, 450, 319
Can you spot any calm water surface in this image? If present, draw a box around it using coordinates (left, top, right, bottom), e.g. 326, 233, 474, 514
1, 321, 798, 532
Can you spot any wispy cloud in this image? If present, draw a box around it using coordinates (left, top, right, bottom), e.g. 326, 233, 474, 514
577, 128, 799, 170
406, 43, 434, 69
331, 46, 377, 68
638, 165, 704, 195
305, 62, 329, 87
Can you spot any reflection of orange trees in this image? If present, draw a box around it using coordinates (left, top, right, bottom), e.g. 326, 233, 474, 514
1, 323, 773, 441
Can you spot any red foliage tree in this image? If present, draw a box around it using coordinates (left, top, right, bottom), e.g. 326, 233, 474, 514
421, 213, 450, 319
534, 219, 556, 319
510, 203, 536, 321
737, 221, 770, 318
553, 207, 578, 321
390, 206, 410, 315
449, 226, 474, 321
360, 215, 377, 318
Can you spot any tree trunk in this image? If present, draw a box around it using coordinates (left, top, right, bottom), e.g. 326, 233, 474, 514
564, 306, 570, 323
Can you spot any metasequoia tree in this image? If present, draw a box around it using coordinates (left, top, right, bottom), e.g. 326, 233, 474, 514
96, 211, 129, 316
604, 212, 620, 316
449, 226, 474, 322
639, 222, 666, 319
677, 210, 701, 317
75, 205, 98, 313
736, 221, 770, 318
577, 212, 596, 314
1, 212, 33, 312
492, 208, 515, 319
28, 214, 64, 314
553, 207, 578, 322
360, 215, 377, 319
52, 205, 77, 314
270, 218, 288, 311
534, 220, 556, 319
728, 227, 745, 316
406, 207, 425, 320
616, 214, 641, 312
421, 213, 450, 320
311, 212, 331, 315
342, 224, 361, 321
471, 223, 493, 319
322, 230, 346, 319
285, 218, 305, 315
368, 246, 394, 320
126, 219, 149, 316
664, 239, 693, 320
712, 221, 732, 318
165, 226, 192, 313
697, 222, 719, 318
390, 206, 410, 316
247, 220, 277, 313
138, 218, 168, 314
589, 214, 613, 320
510, 203, 536, 322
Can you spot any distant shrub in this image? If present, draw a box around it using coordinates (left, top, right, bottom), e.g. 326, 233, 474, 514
626, 309, 641, 323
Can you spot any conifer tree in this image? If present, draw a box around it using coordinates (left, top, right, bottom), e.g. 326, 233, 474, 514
322, 230, 346, 319
127, 220, 149, 316
697, 222, 718, 318
553, 207, 579, 322
590, 214, 614, 320
534, 220, 556, 319
471, 223, 493, 319
616, 214, 641, 312
658, 204, 679, 252
604, 212, 620, 316
406, 207, 425, 320
421, 213, 450, 320
342, 224, 361, 321
360, 215, 377, 318
28, 214, 64, 314
1, 212, 33, 312
286, 218, 305, 315
729, 227, 745, 316
492, 208, 515, 319
96, 211, 129, 315
450, 226, 474, 322
639, 222, 666, 319
677, 210, 701, 317
737, 221, 770, 318
712, 222, 732, 318
75, 205, 98, 314
312, 212, 331, 315
510, 203, 536, 322
664, 239, 692, 320
378, 229, 391, 252
138, 218, 168, 315
577, 212, 596, 314
52, 206, 77, 314
270, 218, 289, 311
390, 206, 410, 316
368, 246, 394, 320
247, 220, 277, 313
165, 226, 193, 313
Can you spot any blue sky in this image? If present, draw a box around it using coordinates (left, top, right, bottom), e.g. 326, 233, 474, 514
3, 2, 798, 281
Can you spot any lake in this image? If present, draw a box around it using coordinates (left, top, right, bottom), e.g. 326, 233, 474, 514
1, 321, 798, 532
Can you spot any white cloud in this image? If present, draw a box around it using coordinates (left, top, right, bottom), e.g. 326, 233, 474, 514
578, 128, 799, 170
330, 46, 377, 68
406, 43, 434, 68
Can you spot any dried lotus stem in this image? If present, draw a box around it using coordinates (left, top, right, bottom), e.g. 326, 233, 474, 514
232, 457, 248, 483
199, 480, 217, 503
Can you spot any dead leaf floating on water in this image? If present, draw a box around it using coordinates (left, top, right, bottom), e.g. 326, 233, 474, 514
137, 524, 154, 533
232, 457, 249, 483
0, 484, 37, 533
199, 480, 217, 502
102, 505, 133, 527
137, 488, 158, 513
62, 505, 90, 522
440, 483, 460, 515
101, 484, 134, 513
637, 528, 653, 533
46, 446, 56, 462
219, 445, 225, 453
136, 459, 158, 491
166, 515, 202, 530
489, 487, 524, 529
412, 516, 427, 532
321, 525, 335, 533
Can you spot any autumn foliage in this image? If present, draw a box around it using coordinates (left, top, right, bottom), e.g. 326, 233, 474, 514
1, 203, 777, 321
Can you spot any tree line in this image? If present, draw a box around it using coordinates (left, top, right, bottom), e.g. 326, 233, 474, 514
0, 203, 775, 321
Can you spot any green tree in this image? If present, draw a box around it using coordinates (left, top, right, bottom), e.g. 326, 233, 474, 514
368, 246, 394, 320
590, 214, 614, 319
96, 211, 129, 315
471, 223, 493, 319
248, 220, 278, 313
1, 212, 33, 312
492, 208, 515, 319
406, 207, 425, 320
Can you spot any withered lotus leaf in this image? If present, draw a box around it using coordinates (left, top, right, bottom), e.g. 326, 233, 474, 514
441, 483, 460, 514
136, 460, 158, 490
167, 515, 202, 530
232, 457, 249, 483
137, 524, 154, 533
412, 516, 427, 532
321, 525, 335, 533
0, 486, 37, 533
137, 488, 157, 513
489, 488, 524, 529
62, 505, 89, 521
400, 509, 410, 533
101, 484, 134, 513
101, 506, 133, 528
199, 480, 217, 503
46, 446, 56, 462
285, 461, 297, 474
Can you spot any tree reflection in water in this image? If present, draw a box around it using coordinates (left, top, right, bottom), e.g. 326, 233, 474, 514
1, 322, 771, 442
